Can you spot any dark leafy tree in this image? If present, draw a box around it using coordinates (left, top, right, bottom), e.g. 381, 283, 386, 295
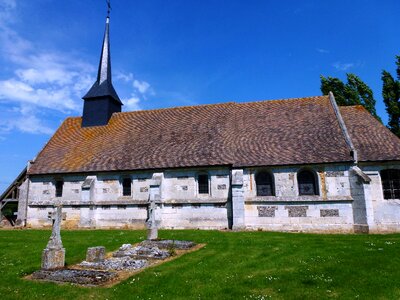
320, 76, 347, 106
382, 55, 400, 137
320, 74, 381, 122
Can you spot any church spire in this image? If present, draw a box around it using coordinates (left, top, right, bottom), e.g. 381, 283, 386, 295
82, 2, 122, 127
83, 15, 121, 103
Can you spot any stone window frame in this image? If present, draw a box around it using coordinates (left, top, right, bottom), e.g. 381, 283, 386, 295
121, 176, 132, 197
255, 170, 275, 196
297, 169, 320, 196
197, 172, 210, 196
380, 169, 400, 200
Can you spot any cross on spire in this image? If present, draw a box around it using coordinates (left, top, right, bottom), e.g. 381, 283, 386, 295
106, 0, 111, 17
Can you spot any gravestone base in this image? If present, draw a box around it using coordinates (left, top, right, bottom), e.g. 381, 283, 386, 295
41, 248, 65, 270
86, 246, 105, 262
147, 228, 158, 240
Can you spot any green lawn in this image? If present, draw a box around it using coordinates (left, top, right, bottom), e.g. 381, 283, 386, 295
0, 230, 399, 299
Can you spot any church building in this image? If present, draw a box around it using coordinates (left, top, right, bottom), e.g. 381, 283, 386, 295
13, 12, 400, 233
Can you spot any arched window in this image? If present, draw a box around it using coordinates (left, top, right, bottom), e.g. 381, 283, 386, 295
381, 169, 400, 199
198, 174, 209, 194
298, 170, 318, 196
256, 172, 274, 196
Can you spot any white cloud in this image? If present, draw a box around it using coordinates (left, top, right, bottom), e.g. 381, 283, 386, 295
123, 95, 141, 111
0, 106, 53, 135
133, 79, 150, 94
316, 48, 329, 54
0, 1, 152, 136
115, 71, 134, 82
115, 72, 153, 96
0, 79, 79, 112
333, 62, 354, 71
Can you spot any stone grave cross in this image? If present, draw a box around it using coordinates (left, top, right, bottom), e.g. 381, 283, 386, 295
41, 204, 65, 269
146, 195, 158, 240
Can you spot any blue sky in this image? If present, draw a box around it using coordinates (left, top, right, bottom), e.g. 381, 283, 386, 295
0, 0, 399, 193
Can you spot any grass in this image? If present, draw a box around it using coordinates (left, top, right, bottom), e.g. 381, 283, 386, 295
0, 230, 400, 299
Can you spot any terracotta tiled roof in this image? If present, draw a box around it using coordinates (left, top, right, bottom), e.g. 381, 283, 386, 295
340, 105, 400, 162
28, 95, 398, 175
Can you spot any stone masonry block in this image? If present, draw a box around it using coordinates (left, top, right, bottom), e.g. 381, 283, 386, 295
41, 248, 65, 270
257, 206, 278, 217
286, 206, 308, 217
320, 209, 339, 217
86, 246, 106, 262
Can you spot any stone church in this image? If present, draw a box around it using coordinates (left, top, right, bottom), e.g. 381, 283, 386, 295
13, 14, 400, 233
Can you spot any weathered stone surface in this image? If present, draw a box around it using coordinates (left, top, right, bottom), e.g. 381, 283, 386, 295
24, 164, 400, 233
326, 171, 345, 177
46, 205, 63, 249
286, 206, 308, 217
232, 169, 244, 185
41, 205, 65, 270
140, 239, 196, 250
41, 248, 65, 270
79, 257, 147, 271
147, 228, 158, 240
32, 269, 116, 285
320, 209, 340, 217
112, 243, 170, 259
86, 246, 106, 262
146, 184, 158, 240
257, 206, 277, 217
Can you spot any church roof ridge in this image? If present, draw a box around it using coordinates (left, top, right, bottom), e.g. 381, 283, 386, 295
78, 95, 331, 120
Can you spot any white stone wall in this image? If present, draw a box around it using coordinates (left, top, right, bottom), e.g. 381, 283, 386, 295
162, 169, 230, 202
243, 165, 352, 201
23, 163, 400, 232
242, 165, 355, 232
26, 167, 230, 229
359, 163, 400, 232
244, 203, 353, 233
160, 204, 228, 229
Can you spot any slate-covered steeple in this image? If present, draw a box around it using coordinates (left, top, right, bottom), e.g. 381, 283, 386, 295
82, 13, 123, 127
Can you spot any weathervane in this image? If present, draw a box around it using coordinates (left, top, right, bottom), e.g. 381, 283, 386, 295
106, 0, 111, 17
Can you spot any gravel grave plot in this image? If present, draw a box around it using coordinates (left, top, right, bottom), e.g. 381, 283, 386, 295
28, 240, 201, 287
78, 256, 148, 271
31, 269, 117, 286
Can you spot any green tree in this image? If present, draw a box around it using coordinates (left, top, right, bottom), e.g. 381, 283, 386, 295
320, 74, 381, 122
382, 55, 400, 137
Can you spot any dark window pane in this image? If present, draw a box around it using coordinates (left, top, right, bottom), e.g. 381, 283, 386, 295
381, 170, 400, 199
198, 174, 209, 194
256, 172, 274, 196
122, 178, 132, 196
298, 171, 318, 196
383, 190, 392, 200
257, 185, 273, 196
55, 181, 63, 197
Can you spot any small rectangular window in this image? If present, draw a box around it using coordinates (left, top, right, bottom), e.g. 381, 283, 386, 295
198, 174, 209, 194
122, 178, 132, 196
55, 180, 63, 197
